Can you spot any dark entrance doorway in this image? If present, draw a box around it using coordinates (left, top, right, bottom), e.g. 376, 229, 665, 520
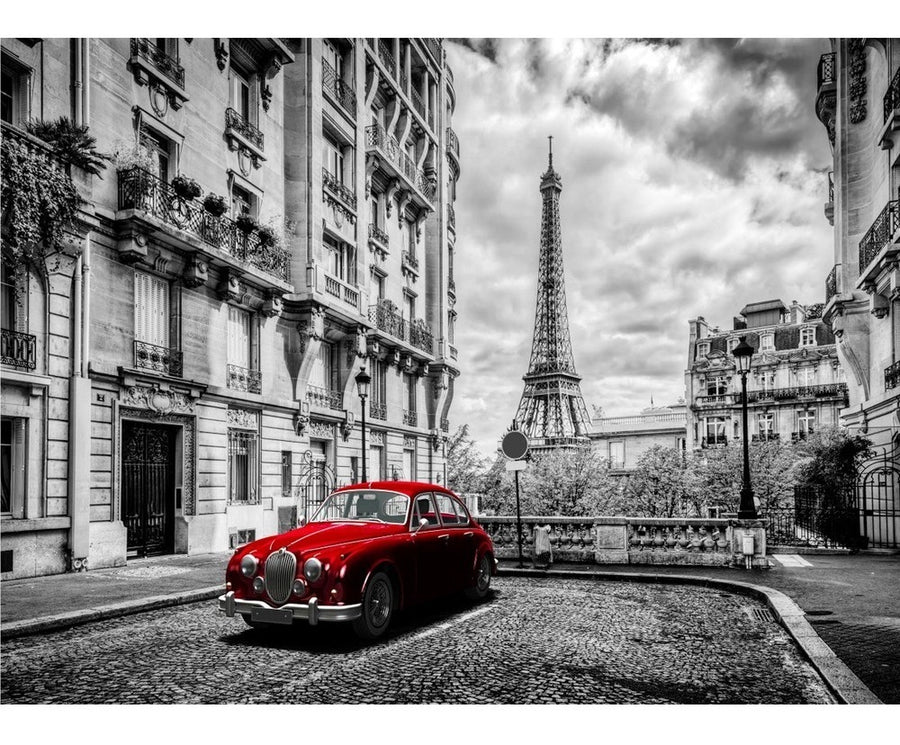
857, 453, 900, 549
298, 460, 335, 519
122, 420, 176, 556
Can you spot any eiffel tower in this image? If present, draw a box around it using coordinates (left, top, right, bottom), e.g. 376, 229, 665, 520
514, 138, 592, 450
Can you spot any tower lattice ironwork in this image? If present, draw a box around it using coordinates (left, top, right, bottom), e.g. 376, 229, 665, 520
514, 139, 591, 450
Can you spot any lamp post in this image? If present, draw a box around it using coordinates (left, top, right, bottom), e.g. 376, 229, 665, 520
355, 367, 371, 482
732, 335, 758, 520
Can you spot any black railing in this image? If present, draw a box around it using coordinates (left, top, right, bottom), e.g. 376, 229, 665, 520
227, 364, 262, 394
748, 383, 848, 403
408, 321, 434, 355
695, 393, 736, 406
377, 40, 396, 78
751, 433, 780, 442
130, 38, 184, 88
117, 167, 289, 281
322, 167, 357, 210
134, 340, 183, 377
884, 66, 900, 123
364, 124, 434, 204
1, 329, 37, 370
423, 38, 442, 66
886, 360, 900, 390
403, 409, 418, 427
765, 487, 860, 548
817, 52, 835, 90
859, 199, 900, 274
225, 107, 264, 151
368, 223, 389, 247
322, 58, 356, 116
448, 204, 455, 230
828, 170, 834, 203
366, 302, 434, 355
826, 263, 839, 303
370, 401, 387, 420
411, 86, 426, 121
700, 437, 728, 448
447, 127, 459, 159
307, 384, 343, 410
448, 277, 456, 295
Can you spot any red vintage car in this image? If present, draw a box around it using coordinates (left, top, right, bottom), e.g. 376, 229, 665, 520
218, 482, 496, 639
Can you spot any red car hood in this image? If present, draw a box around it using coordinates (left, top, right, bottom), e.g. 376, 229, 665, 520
260, 521, 406, 555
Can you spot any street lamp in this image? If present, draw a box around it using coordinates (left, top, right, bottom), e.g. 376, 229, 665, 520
355, 367, 371, 482
732, 335, 758, 520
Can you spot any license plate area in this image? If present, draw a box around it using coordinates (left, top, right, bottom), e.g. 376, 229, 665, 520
251, 607, 294, 625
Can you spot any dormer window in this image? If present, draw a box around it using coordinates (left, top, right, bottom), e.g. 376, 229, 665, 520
697, 342, 710, 358
800, 326, 816, 347
760, 333, 774, 352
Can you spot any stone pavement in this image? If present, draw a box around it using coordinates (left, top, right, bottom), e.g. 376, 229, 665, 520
0, 549, 896, 703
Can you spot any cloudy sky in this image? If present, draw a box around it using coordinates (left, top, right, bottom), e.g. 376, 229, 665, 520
444, 38, 834, 456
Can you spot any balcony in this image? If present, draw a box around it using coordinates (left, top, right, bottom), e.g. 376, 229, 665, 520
422, 38, 443, 67
377, 40, 396, 78
695, 393, 736, 407
367, 301, 435, 356
403, 409, 418, 427
447, 277, 456, 300
322, 58, 356, 118
408, 320, 434, 355
1, 329, 37, 370
825, 263, 840, 304
858, 199, 900, 278
700, 437, 728, 449
751, 433, 781, 443
370, 401, 387, 421
817, 52, 835, 90
886, 360, 900, 390
368, 223, 389, 251
825, 171, 834, 225
129, 38, 187, 110
884, 66, 900, 124
815, 53, 836, 145
401, 250, 419, 276
307, 384, 343, 411
322, 167, 357, 213
447, 127, 460, 160
364, 124, 435, 208
448, 344, 458, 361
440, 417, 450, 432
225, 107, 265, 167
227, 364, 261, 394
323, 272, 359, 311
447, 204, 456, 234
747, 384, 848, 403
116, 167, 290, 285
134, 340, 182, 377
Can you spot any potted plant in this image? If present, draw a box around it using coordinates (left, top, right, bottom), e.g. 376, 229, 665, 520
235, 213, 258, 234
26, 117, 110, 176
257, 224, 277, 247
203, 193, 228, 217
171, 174, 202, 200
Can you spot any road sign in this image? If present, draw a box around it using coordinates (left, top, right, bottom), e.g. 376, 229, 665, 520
505, 460, 528, 472
501, 430, 529, 460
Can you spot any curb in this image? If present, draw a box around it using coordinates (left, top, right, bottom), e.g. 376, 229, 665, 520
498, 566, 882, 705
0, 585, 224, 641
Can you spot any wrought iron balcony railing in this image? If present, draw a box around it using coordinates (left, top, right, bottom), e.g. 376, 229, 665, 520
370, 401, 387, 420
826, 263, 839, 303
440, 417, 450, 432
377, 40, 396, 78
134, 340, 183, 377
817, 52, 835, 91
225, 107, 264, 151
368, 302, 405, 339
448, 344, 458, 361
364, 124, 435, 205
130, 38, 184, 88
751, 433, 781, 443
747, 383, 848, 403
423, 38, 443, 66
117, 167, 289, 281
401, 250, 419, 272
447, 127, 460, 159
408, 321, 434, 355
886, 360, 900, 390
700, 437, 728, 448
828, 170, 834, 204
448, 277, 456, 296
411, 86, 426, 122
403, 409, 418, 427
322, 167, 357, 211
368, 222, 389, 247
885, 66, 900, 123
859, 199, 900, 273
447, 203, 455, 231
307, 384, 343, 410
322, 58, 356, 117
1, 329, 37, 370
695, 393, 736, 406
227, 364, 262, 394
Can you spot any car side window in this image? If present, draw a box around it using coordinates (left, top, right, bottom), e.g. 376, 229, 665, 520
451, 496, 470, 525
433, 494, 459, 525
412, 493, 439, 529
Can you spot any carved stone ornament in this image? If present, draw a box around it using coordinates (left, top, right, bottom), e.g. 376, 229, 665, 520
261, 83, 273, 112
122, 386, 196, 415
218, 272, 242, 302
309, 419, 335, 440
150, 83, 170, 118
214, 39, 229, 71
261, 293, 283, 318
848, 38, 867, 124
340, 411, 355, 441
369, 429, 385, 446
227, 407, 259, 430
403, 436, 416, 449
294, 407, 310, 437
183, 256, 208, 288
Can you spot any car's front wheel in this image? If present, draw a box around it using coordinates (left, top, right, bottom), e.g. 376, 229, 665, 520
465, 553, 492, 600
352, 570, 394, 640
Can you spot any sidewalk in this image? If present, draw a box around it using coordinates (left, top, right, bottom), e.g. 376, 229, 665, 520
1, 550, 897, 703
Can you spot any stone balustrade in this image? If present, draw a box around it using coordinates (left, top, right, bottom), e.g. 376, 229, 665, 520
477, 515, 767, 568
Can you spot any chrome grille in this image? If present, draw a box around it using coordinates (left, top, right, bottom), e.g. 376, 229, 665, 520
265, 550, 297, 604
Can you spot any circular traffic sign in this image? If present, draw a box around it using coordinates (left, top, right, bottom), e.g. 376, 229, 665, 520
501, 430, 529, 460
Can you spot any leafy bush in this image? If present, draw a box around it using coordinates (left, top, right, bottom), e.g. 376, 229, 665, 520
171, 174, 202, 200
203, 193, 228, 216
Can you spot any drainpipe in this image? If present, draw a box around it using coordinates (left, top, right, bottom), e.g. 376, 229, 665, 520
81, 38, 91, 378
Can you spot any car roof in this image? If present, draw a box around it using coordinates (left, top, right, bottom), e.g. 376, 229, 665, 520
333, 481, 456, 498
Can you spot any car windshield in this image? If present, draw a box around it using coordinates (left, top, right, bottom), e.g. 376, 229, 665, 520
311, 490, 410, 524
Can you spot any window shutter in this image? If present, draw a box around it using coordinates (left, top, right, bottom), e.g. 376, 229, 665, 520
11, 417, 26, 518
135, 272, 169, 347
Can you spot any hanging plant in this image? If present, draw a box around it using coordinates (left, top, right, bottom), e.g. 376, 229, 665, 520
203, 193, 228, 217
171, 174, 202, 200
26, 117, 110, 176
256, 224, 277, 248
235, 213, 258, 234
1, 133, 82, 272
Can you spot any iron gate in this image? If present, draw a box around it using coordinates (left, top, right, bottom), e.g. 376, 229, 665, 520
765, 487, 861, 549
857, 449, 900, 549
122, 421, 175, 556
298, 461, 335, 520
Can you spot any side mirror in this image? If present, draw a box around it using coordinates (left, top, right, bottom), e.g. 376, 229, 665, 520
414, 517, 428, 533
298, 515, 308, 528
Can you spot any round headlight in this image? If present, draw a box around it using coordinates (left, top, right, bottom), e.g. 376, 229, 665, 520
252, 576, 265, 593
240, 554, 258, 578
303, 557, 323, 583
293, 578, 306, 596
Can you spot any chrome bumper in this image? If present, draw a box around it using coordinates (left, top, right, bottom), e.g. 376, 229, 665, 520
218, 591, 362, 625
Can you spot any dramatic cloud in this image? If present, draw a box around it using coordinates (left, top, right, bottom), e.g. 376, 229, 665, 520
446, 38, 833, 456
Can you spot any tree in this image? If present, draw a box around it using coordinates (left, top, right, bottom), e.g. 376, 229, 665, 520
446, 424, 488, 496
623, 446, 695, 517
519, 447, 620, 516
793, 426, 871, 501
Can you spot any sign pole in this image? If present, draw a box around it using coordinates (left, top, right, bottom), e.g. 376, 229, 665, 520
515, 468, 523, 567
500, 424, 529, 570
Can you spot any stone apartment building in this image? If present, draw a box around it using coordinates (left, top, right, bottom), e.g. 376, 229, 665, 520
589, 404, 687, 475
1, 37, 461, 578
815, 39, 899, 547
685, 300, 847, 451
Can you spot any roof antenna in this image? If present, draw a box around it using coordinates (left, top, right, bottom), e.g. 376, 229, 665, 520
548, 135, 553, 168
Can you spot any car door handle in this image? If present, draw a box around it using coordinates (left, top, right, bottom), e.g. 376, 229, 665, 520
464, 532, 474, 537
439, 534, 450, 542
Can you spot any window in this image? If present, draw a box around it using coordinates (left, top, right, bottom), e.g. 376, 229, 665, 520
705, 417, 727, 445
697, 342, 710, 358
728, 338, 739, 352
227, 306, 252, 369
140, 128, 171, 183
706, 376, 728, 396
448, 310, 456, 345
228, 429, 258, 503
608, 441, 625, 469
758, 413, 775, 439
405, 373, 417, 412
323, 134, 346, 185
760, 333, 774, 352
758, 371, 776, 393
324, 233, 357, 285
402, 445, 416, 481
281, 451, 292, 498
1, 55, 29, 126
371, 271, 385, 302
797, 367, 815, 387
1, 259, 17, 332
323, 39, 345, 81
406, 294, 416, 322
231, 184, 253, 219
407, 221, 417, 259
371, 361, 387, 407
1, 417, 26, 517
134, 271, 170, 348
798, 410, 816, 435
433, 493, 459, 525
800, 326, 816, 347
230, 63, 252, 122
309, 342, 339, 395
369, 194, 381, 228
369, 443, 384, 480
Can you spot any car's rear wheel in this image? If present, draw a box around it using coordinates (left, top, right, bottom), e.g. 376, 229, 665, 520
465, 553, 492, 600
352, 570, 394, 640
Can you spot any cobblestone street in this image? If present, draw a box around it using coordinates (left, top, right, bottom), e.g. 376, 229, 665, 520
1, 577, 833, 704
